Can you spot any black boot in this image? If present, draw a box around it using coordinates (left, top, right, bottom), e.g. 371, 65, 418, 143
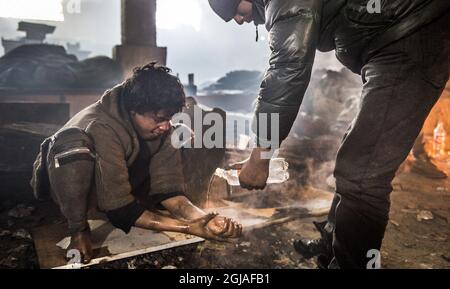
293, 220, 333, 263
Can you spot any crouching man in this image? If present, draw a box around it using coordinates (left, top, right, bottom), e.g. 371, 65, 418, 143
31, 63, 242, 263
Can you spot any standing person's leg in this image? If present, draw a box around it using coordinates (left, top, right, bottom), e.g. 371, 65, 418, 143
329, 16, 450, 268
47, 128, 96, 262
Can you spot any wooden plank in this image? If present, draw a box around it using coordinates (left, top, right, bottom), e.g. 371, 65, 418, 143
32, 222, 69, 269
32, 219, 204, 269
54, 237, 204, 269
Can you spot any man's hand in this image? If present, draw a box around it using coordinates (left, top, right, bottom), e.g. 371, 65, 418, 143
68, 230, 93, 264
229, 147, 271, 190
207, 215, 242, 239
188, 212, 242, 242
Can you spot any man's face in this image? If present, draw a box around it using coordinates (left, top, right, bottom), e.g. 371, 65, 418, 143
233, 0, 253, 25
130, 110, 172, 140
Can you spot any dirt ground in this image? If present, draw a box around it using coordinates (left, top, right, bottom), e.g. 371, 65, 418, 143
0, 150, 449, 269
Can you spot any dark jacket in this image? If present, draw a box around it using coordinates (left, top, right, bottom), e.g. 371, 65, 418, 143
254, 0, 450, 146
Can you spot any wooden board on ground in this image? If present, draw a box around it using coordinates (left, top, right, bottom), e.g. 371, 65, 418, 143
32, 219, 204, 269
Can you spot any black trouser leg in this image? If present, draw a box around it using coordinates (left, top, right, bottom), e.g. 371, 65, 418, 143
328, 16, 450, 269
47, 128, 96, 234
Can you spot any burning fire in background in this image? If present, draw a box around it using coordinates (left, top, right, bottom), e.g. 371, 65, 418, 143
423, 78, 450, 172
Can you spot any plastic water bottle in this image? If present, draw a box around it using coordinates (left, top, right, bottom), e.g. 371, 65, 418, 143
214, 158, 289, 186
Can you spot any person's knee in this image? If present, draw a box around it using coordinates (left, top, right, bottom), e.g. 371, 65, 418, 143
334, 175, 391, 221
47, 128, 96, 202
48, 127, 95, 166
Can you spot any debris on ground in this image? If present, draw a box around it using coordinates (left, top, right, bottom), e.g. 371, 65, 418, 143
12, 229, 32, 240
389, 220, 400, 227
272, 257, 292, 267
8, 204, 35, 219
417, 210, 434, 222
0, 230, 11, 237
126, 259, 136, 270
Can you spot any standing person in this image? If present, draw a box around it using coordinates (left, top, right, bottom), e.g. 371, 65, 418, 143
208, 0, 450, 268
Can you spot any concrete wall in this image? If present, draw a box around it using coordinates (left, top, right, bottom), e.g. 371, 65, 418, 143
0, 90, 104, 117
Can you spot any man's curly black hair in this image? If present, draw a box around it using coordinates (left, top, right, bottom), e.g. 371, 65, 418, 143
122, 62, 186, 116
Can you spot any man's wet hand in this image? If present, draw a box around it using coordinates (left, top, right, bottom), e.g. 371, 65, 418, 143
188, 212, 242, 241
207, 215, 242, 239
